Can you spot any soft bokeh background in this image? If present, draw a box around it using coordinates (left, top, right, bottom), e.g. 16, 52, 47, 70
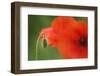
28, 15, 62, 60
28, 15, 87, 61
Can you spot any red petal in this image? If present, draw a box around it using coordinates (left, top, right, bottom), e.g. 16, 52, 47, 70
40, 16, 88, 59
58, 42, 88, 58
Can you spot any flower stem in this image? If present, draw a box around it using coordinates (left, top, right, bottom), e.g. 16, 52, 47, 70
35, 35, 40, 60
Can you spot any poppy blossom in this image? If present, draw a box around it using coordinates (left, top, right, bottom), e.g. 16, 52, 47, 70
40, 16, 88, 59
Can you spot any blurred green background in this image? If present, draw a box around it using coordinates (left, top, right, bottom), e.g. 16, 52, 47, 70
28, 15, 62, 61
28, 15, 87, 61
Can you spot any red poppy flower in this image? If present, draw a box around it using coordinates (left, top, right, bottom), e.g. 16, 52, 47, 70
40, 16, 88, 59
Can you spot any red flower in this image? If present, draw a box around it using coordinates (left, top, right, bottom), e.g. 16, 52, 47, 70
40, 16, 88, 59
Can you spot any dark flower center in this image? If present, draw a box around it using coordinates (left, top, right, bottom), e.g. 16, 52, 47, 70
79, 37, 87, 47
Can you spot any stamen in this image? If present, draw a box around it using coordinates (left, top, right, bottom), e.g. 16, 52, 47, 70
79, 37, 87, 47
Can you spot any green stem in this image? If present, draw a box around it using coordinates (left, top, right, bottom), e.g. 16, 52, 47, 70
35, 35, 40, 60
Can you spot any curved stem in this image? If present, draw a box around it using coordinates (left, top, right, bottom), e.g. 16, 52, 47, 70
35, 33, 48, 60
35, 35, 40, 60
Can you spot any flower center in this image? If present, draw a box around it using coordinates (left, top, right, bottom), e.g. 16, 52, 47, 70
79, 37, 87, 47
